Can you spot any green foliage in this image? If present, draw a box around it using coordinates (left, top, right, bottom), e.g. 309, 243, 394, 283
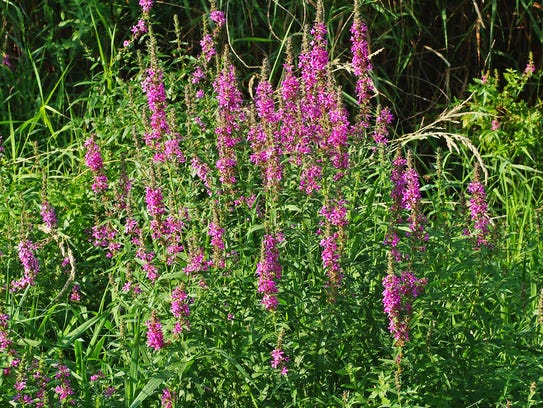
460, 62, 543, 262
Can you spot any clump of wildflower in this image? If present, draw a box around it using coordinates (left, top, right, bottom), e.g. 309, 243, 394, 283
130, 18, 147, 40
278, 56, 301, 157
92, 223, 121, 258
210, 10, 226, 28
192, 66, 205, 84
403, 154, 428, 246
466, 169, 491, 248
350, 11, 374, 127
324, 90, 350, 172
54, 364, 74, 404
382, 270, 427, 346
145, 186, 166, 217
90, 371, 105, 382
248, 71, 283, 192
320, 199, 348, 227
141, 68, 169, 145
183, 247, 212, 274
320, 232, 343, 291
299, 165, 322, 195
256, 233, 283, 311
70, 285, 81, 302
84, 137, 108, 194
11, 239, 40, 292
390, 154, 407, 215
213, 54, 245, 187
208, 221, 225, 251
200, 34, 216, 64
146, 311, 165, 351
491, 119, 500, 131
139, 0, 153, 13
270, 347, 289, 375
0, 314, 12, 351
385, 152, 428, 259
524, 53, 535, 77
191, 156, 212, 194
171, 287, 191, 335
161, 388, 175, 408
40, 201, 57, 230
372, 106, 393, 145
31, 361, 50, 408
136, 248, 160, 281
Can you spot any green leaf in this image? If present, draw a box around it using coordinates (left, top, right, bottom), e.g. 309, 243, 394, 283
128, 372, 171, 408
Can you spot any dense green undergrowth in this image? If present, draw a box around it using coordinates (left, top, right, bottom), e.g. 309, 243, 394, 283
1, 0, 543, 407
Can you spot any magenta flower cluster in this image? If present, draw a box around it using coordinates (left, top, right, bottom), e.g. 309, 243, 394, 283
350, 18, 373, 125
11, 239, 40, 292
171, 286, 191, 335
248, 76, 283, 191
256, 233, 283, 311
467, 178, 491, 248
385, 153, 428, 259
372, 107, 393, 145
270, 347, 289, 375
0, 313, 12, 351
92, 223, 121, 258
161, 388, 175, 408
84, 137, 108, 194
146, 312, 165, 351
213, 62, 244, 186
382, 271, 427, 345
145, 186, 166, 217
53, 364, 74, 404
40, 201, 57, 230
210, 10, 226, 28
139, 0, 153, 13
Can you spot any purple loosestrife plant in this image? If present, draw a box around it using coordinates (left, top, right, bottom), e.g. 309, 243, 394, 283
324, 90, 350, 174
256, 233, 283, 311
248, 72, 283, 193
210, 10, 225, 28
385, 152, 428, 258
40, 201, 57, 230
278, 57, 302, 158
84, 137, 108, 194
466, 169, 491, 249
270, 347, 289, 376
350, 10, 374, 128
145, 186, 166, 217
213, 53, 245, 187
0, 314, 12, 352
403, 153, 428, 248
53, 364, 74, 405
191, 156, 212, 195
319, 198, 349, 293
11, 239, 40, 292
296, 20, 330, 194
171, 286, 191, 335
146, 311, 165, 351
208, 220, 226, 268
320, 232, 343, 291
382, 270, 427, 346
161, 388, 175, 408
139, 0, 153, 13
372, 107, 393, 145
